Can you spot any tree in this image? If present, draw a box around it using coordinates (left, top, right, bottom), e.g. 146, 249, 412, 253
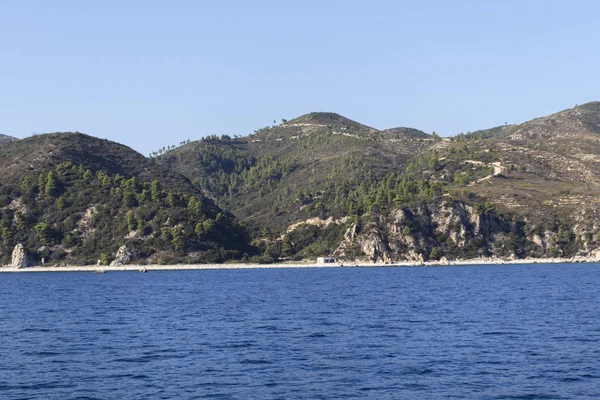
166, 191, 176, 207
151, 180, 162, 202
429, 247, 442, 261
37, 174, 46, 191
101, 175, 112, 188
126, 211, 137, 231
100, 253, 110, 265
265, 242, 282, 259
57, 197, 65, 210
14, 211, 26, 232
188, 197, 204, 218
195, 222, 204, 237
138, 189, 151, 203
45, 171, 58, 196
281, 235, 294, 257
348, 202, 357, 215
171, 226, 186, 252
35, 222, 54, 246
314, 202, 325, 214
20, 177, 32, 192
1, 221, 14, 248
203, 219, 216, 235
63, 233, 77, 248
123, 191, 137, 207
137, 218, 146, 233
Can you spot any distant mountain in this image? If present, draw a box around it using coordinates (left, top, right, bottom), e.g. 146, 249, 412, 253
0, 134, 17, 144
0, 132, 254, 266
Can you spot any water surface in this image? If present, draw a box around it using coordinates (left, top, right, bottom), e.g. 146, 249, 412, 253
1, 264, 600, 399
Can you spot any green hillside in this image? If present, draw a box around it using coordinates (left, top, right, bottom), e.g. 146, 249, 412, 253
161, 103, 600, 263
161, 113, 437, 232
0, 133, 254, 265
3, 103, 600, 266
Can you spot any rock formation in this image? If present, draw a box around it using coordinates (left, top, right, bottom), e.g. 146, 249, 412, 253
10, 244, 29, 268
335, 223, 392, 263
110, 245, 131, 266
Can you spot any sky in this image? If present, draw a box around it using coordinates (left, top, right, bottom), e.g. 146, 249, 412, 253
1, 0, 599, 155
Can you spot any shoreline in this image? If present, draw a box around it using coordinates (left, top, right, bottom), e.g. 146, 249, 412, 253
1, 257, 599, 273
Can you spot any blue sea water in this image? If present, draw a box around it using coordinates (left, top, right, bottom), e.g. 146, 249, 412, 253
1, 264, 600, 399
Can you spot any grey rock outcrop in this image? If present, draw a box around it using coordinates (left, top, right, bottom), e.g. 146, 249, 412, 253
110, 245, 131, 266
331, 198, 600, 263
406, 250, 425, 264
336, 223, 392, 263
10, 244, 30, 268
360, 229, 392, 263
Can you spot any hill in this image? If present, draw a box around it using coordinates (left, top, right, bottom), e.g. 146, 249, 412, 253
3, 103, 600, 266
286, 112, 377, 133
161, 103, 600, 263
0, 133, 254, 266
161, 112, 438, 233
0, 132, 193, 190
381, 127, 431, 139
0, 134, 17, 144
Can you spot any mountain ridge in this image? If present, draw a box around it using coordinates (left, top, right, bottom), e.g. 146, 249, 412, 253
285, 112, 378, 133
160, 101, 600, 263
0, 134, 18, 144
381, 127, 431, 139
2, 101, 600, 266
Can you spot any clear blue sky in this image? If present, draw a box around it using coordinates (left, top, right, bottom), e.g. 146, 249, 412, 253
1, 0, 598, 155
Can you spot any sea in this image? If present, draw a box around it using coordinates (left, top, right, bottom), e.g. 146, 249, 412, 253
1, 264, 600, 399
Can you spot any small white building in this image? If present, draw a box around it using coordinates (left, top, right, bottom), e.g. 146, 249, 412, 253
317, 257, 336, 264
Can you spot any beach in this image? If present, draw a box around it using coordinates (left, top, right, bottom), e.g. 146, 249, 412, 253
1, 257, 598, 272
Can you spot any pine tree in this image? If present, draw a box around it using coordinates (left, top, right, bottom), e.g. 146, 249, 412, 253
281, 235, 294, 257
167, 191, 176, 207
151, 180, 162, 202
171, 226, 185, 252
195, 222, 204, 237
45, 171, 58, 196
123, 191, 137, 207
126, 211, 136, 231
35, 222, 54, 245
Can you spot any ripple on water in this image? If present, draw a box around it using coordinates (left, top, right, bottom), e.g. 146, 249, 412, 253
1, 265, 600, 399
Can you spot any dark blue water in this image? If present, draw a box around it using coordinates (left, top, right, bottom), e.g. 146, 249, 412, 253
1, 264, 600, 399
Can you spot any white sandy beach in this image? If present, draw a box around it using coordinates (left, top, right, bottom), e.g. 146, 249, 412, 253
1, 257, 598, 273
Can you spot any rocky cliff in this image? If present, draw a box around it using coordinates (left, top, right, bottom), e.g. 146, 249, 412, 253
330, 200, 589, 263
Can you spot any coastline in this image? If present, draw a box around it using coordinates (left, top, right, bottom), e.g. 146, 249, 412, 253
1, 257, 598, 273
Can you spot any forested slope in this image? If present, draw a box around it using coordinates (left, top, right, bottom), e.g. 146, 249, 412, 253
162, 103, 600, 263
0, 133, 254, 265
